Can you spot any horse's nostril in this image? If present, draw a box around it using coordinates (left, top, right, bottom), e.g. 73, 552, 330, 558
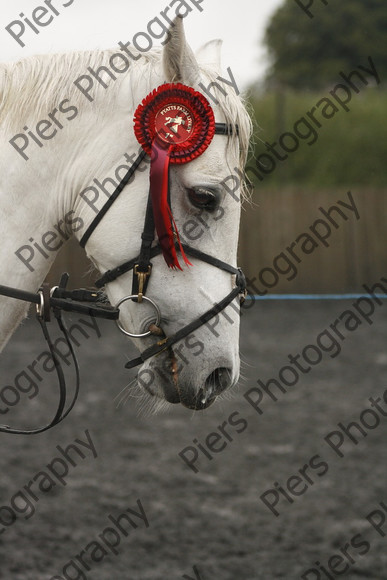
163, 367, 233, 411
205, 367, 232, 396
180, 368, 232, 411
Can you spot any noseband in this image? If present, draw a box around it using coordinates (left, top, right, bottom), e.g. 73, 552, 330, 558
79, 121, 247, 370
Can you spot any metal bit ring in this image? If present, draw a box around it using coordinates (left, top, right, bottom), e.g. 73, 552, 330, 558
114, 295, 161, 338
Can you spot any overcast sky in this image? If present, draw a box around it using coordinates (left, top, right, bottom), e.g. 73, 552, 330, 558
0, 0, 285, 89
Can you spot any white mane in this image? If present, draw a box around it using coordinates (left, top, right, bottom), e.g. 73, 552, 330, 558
0, 47, 252, 174
0, 49, 158, 125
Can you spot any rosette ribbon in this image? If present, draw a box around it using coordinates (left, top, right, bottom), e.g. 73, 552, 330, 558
134, 83, 216, 269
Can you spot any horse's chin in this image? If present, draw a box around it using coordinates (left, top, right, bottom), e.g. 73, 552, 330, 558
181, 397, 217, 411
165, 390, 217, 411
153, 379, 217, 410
131, 376, 221, 415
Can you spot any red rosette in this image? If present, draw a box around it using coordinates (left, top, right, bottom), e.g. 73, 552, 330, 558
134, 83, 215, 164
133, 84, 216, 269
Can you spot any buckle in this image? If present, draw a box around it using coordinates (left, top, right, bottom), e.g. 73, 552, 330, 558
236, 268, 247, 304
36, 283, 51, 322
133, 264, 152, 303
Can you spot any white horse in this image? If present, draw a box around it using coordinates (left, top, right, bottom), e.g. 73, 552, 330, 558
0, 17, 252, 413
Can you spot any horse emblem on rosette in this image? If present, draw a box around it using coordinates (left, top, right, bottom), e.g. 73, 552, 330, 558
0, 15, 252, 432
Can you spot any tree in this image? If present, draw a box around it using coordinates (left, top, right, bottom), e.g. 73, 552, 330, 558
264, 0, 387, 89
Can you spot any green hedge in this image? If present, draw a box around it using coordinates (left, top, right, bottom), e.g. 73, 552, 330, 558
246, 88, 386, 188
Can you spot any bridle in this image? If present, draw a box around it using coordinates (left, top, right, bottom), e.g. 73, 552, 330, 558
0, 98, 246, 435
79, 122, 246, 370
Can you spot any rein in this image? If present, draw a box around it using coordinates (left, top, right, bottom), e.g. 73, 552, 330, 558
0, 274, 118, 435
0, 85, 246, 434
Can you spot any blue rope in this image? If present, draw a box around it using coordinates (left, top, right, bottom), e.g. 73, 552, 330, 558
245, 294, 387, 300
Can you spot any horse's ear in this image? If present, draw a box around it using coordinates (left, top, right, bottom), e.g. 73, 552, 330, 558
163, 15, 200, 86
195, 40, 222, 71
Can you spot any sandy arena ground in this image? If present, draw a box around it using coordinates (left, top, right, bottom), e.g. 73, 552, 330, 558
0, 298, 386, 580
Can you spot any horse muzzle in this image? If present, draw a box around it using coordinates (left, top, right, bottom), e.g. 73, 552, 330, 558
138, 346, 235, 411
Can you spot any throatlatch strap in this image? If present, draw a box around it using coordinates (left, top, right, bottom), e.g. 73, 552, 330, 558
80, 150, 147, 249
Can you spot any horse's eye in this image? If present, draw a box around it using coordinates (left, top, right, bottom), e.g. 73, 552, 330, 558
187, 187, 218, 211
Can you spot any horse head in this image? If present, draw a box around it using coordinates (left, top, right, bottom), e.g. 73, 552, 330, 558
74, 17, 252, 412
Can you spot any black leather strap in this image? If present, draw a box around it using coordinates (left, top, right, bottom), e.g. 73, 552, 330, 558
0, 284, 119, 320
137, 193, 156, 270
95, 245, 164, 288
95, 244, 239, 288
182, 245, 239, 275
214, 122, 239, 136
131, 190, 156, 298
0, 296, 80, 434
125, 284, 242, 369
0, 272, 121, 434
80, 124, 237, 251
80, 150, 147, 248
